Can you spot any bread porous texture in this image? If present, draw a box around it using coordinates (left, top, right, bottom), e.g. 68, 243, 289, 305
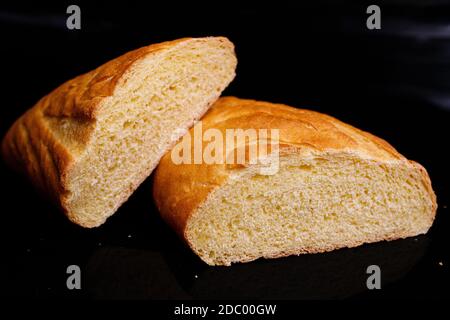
188, 154, 434, 265
153, 97, 437, 266
2, 37, 237, 227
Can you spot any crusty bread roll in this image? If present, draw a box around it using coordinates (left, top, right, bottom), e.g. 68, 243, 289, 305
2, 37, 237, 227
153, 97, 437, 266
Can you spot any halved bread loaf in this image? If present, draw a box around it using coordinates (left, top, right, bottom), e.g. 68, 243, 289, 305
2, 37, 237, 227
153, 97, 437, 266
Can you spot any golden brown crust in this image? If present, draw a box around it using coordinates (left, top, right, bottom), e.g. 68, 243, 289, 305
2, 107, 72, 206
1, 37, 230, 222
43, 38, 189, 120
153, 96, 436, 242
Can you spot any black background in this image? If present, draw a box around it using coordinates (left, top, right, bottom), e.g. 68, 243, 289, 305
0, 1, 449, 300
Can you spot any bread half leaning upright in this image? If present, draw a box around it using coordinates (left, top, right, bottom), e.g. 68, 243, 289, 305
153, 97, 437, 266
2, 37, 237, 227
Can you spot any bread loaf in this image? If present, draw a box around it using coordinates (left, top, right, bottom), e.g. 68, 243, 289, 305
153, 97, 437, 266
2, 37, 237, 227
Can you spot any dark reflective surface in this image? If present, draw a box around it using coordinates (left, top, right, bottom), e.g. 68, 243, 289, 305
85, 236, 429, 300
0, 2, 449, 299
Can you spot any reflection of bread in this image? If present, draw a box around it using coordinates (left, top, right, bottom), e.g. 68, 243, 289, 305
153, 97, 437, 266
86, 247, 189, 299
2, 37, 237, 228
186, 237, 429, 299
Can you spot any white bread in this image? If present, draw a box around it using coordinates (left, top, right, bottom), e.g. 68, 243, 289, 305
2, 37, 237, 227
153, 97, 437, 266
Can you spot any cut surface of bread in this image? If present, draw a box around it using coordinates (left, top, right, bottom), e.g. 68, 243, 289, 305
153, 97, 437, 266
2, 37, 237, 227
